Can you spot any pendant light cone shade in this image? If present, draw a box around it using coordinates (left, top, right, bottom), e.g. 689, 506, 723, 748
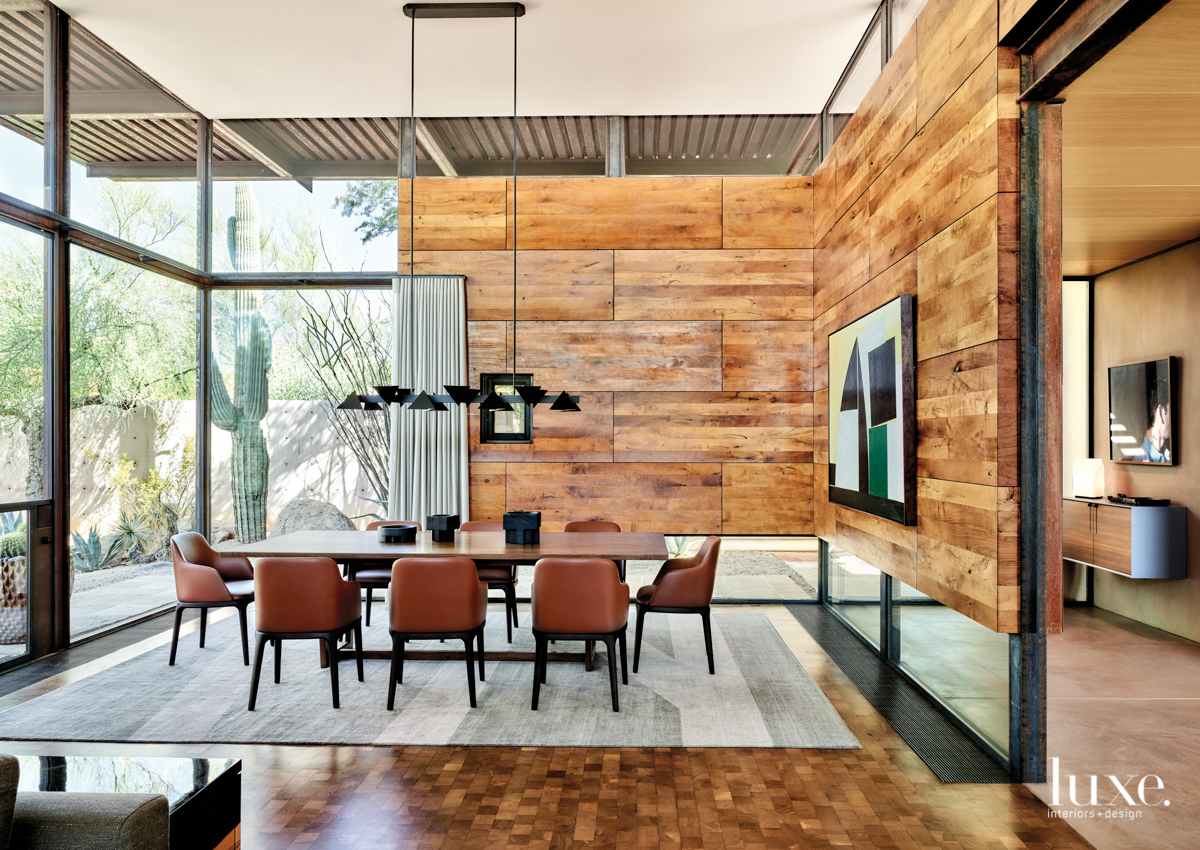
408, 390, 445, 411
362, 400, 386, 411
516, 385, 547, 406
336, 393, 364, 410
480, 390, 515, 412
375, 385, 410, 405
444, 385, 479, 405
549, 391, 581, 412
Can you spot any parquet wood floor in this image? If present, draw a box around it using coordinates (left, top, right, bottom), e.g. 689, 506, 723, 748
0, 607, 1092, 849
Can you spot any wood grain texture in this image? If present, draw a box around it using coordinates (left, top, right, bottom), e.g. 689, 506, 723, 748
815, 463, 834, 539
469, 392, 614, 463
504, 462, 722, 534
722, 320, 812, 391
999, 0, 1039, 40
1061, 499, 1093, 565
722, 176, 815, 249
514, 321, 721, 391
916, 0, 998, 129
517, 250, 613, 320
831, 29, 918, 225
401, 250, 513, 321
468, 463, 507, 521
998, 47, 1021, 193
613, 249, 813, 321
827, 495, 920, 589
466, 321, 511, 387
916, 341, 1003, 487
998, 485, 1020, 588
721, 463, 814, 534
870, 52, 1000, 277
513, 177, 722, 250
614, 392, 813, 463
397, 178, 507, 250
813, 155, 838, 247
814, 193, 870, 318
814, 251, 918, 392
814, 389, 829, 465
1092, 505, 1132, 576
916, 195, 1000, 361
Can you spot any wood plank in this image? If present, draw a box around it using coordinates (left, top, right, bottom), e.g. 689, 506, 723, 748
722, 176, 814, 249
614, 392, 813, 463
916, 341, 1002, 486
999, 0, 1040, 42
504, 462, 723, 534
517, 250, 613, 320
828, 501, 919, 589
998, 48, 1021, 193
812, 155, 838, 246
469, 462, 507, 521
815, 463, 834, 539
813, 251, 918, 392
916, 195, 1000, 361
831, 30, 918, 225
401, 250, 513, 321
721, 463, 814, 535
1092, 504, 1132, 575
721, 321, 812, 392
997, 339, 1019, 488
870, 52, 1000, 277
397, 177, 507, 250
813, 193, 870, 318
466, 321, 511, 387
613, 249, 813, 321
469, 391, 614, 463
514, 321, 721, 391
916, 0, 998, 129
814, 389, 829, 465
1061, 499, 1093, 566
513, 177, 723, 250
998, 486, 1020, 586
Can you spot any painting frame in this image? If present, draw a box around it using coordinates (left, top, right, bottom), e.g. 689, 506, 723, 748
827, 293, 916, 525
1107, 356, 1177, 465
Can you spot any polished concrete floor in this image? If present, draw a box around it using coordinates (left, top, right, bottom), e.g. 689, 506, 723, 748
1030, 606, 1200, 850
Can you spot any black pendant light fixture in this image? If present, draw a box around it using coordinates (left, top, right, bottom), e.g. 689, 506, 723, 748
338, 2, 580, 418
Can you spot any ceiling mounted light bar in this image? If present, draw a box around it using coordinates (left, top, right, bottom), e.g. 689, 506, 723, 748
403, 3, 525, 18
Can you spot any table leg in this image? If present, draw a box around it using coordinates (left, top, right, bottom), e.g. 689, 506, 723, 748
319, 640, 329, 669
584, 640, 595, 671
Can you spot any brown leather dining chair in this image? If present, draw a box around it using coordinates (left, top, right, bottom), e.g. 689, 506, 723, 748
168, 533, 255, 666
248, 557, 364, 710
563, 520, 626, 580
388, 557, 488, 709
351, 520, 422, 627
531, 558, 629, 712
460, 520, 520, 643
633, 536, 721, 675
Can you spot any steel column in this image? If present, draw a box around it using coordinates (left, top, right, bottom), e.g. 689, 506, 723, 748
605, 117, 625, 178
195, 117, 213, 537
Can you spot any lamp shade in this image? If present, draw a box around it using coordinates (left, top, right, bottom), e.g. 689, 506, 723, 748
1072, 458, 1104, 499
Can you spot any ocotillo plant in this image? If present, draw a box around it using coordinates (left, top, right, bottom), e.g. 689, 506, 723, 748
211, 183, 272, 542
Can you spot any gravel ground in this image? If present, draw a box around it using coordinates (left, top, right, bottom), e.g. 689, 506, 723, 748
72, 561, 172, 594
627, 549, 817, 595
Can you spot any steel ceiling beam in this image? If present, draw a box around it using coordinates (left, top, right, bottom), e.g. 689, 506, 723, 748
215, 118, 313, 192
415, 118, 459, 177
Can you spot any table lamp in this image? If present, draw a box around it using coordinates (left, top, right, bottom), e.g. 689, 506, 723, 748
1073, 458, 1104, 499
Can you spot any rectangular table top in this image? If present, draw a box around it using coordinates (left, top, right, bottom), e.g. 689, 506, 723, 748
228, 530, 669, 562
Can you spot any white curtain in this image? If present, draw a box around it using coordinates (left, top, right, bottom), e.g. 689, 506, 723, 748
387, 276, 470, 524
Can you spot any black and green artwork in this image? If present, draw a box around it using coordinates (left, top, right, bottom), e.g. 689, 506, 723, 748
827, 294, 915, 525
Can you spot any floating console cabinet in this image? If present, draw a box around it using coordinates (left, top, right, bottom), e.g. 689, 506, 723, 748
1062, 498, 1187, 579
377, 525, 417, 543
427, 514, 461, 543
503, 510, 541, 544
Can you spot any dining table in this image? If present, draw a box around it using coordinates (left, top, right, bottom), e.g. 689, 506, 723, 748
229, 529, 669, 669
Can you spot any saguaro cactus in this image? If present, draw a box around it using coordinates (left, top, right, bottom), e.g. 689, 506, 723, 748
212, 183, 272, 542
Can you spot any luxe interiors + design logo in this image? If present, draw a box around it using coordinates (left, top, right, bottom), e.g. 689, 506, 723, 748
1047, 758, 1169, 820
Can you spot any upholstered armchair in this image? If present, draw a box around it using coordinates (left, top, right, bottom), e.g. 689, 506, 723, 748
168, 532, 255, 666
633, 536, 721, 674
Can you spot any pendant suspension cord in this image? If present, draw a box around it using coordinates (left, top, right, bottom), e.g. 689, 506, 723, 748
511, 10, 517, 392
409, 10, 417, 393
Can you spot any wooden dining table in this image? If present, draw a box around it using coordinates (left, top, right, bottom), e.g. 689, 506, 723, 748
229, 530, 669, 669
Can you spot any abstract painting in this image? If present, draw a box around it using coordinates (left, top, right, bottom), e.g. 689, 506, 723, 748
827, 294, 915, 525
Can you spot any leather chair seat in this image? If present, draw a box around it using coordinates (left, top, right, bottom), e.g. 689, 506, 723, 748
353, 568, 393, 583
636, 584, 656, 604
477, 568, 515, 582
224, 580, 255, 600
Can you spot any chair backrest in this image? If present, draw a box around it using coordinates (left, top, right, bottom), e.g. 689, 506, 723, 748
254, 557, 359, 633
171, 531, 216, 568
390, 557, 486, 634
531, 558, 628, 635
563, 521, 621, 533
460, 520, 503, 532
366, 520, 422, 531
650, 536, 721, 607
170, 533, 254, 603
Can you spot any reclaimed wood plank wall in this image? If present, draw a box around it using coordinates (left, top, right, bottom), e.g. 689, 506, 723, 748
400, 175, 815, 537
811, 0, 1022, 633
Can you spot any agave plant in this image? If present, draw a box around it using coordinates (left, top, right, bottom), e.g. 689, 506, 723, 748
109, 510, 156, 554
70, 528, 126, 573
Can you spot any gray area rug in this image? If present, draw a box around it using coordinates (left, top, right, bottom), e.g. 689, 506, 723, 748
0, 607, 858, 749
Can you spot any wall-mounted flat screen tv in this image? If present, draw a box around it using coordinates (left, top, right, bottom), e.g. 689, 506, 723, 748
1108, 357, 1176, 465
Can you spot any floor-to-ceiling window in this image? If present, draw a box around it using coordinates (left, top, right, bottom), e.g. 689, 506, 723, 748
0, 7, 46, 208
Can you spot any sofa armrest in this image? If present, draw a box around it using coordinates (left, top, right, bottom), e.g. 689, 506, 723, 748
0, 754, 17, 850
12, 792, 168, 850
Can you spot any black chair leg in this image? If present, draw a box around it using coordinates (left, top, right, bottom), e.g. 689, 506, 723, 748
463, 636, 477, 708
248, 633, 267, 711
353, 622, 364, 682
503, 583, 514, 643
633, 604, 646, 673
387, 634, 401, 710
605, 636, 619, 712
510, 584, 519, 629
397, 637, 405, 684
701, 607, 714, 674
365, 590, 373, 627
531, 636, 545, 710
327, 637, 341, 709
477, 627, 486, 682
273, 636, 282, 684
198, 607, 207, 648
168, 606, 184, 666
619, 630, 628, 684
237, 603, 250, 666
